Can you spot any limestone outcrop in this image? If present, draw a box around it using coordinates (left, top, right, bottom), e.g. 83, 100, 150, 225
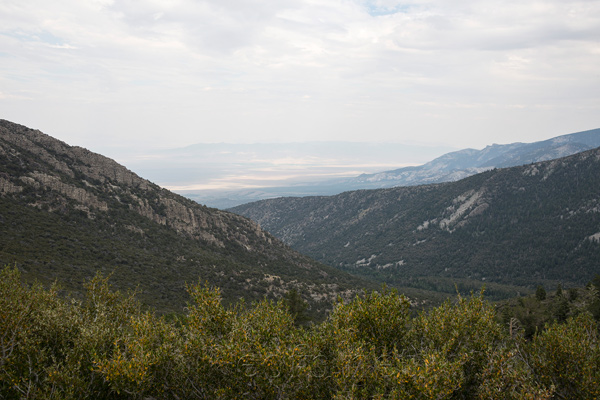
0, 119, 266, 251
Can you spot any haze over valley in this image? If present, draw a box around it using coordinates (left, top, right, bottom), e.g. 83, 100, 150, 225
118, 127, 600, 208
114, 141, 456, 208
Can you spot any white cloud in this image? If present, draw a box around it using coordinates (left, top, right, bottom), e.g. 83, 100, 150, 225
0, 0, 598, 151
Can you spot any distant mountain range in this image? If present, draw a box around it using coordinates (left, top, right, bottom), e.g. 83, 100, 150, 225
340, 128, 600, 190
189, 128, 600, 208
231, 145, 600, 299
0, 120, 375, 316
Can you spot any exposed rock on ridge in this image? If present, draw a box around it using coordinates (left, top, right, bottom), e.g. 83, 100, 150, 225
0, 119, 375, 315
0, 120, 267, 249
232, 146, 600, 297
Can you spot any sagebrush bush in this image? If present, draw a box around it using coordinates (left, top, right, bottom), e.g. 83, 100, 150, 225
2, 266, 599, 399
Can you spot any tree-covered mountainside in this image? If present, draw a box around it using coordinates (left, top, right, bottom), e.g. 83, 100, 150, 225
497, 277, 600, 339
0, 119, 376, 316
231, 147, 600, 298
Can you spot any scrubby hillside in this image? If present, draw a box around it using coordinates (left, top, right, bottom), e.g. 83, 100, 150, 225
232, 146, 600, 298
0, 119, 374, 316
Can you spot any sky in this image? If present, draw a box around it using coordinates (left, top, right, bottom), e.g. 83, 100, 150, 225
1, 0, 599, 157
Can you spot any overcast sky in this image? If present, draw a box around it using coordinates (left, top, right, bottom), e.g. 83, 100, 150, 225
1, 0, 599, 155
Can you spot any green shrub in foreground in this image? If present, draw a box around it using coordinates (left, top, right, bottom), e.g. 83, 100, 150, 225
2, 265, 599, 399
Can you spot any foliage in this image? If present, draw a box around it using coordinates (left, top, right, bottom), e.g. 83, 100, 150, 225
283, 288, 311, 327
2, 266, 600, 399
0, 267, 139, 399
0, 119, 377, 319
499, 281, 600, 341
526, 313, 600, 399
535, 285, 546, 301
232, 147, 600, 299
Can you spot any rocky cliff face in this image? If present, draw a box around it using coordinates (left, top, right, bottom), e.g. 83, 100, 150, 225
0, 120, 373, 315
0, 120, 268, 249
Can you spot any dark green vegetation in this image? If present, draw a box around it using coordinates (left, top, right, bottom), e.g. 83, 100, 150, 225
0, 119, 375, 318
3, 266, 600, 399
498, 276, 600, 339
231, 146, 600, 299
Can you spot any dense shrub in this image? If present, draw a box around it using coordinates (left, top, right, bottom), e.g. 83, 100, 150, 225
1, 266, 599, 399
0, 267, 139, 399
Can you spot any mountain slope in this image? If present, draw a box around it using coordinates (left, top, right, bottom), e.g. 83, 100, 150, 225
0, 120, 375, 315
331, 128, 600, 190
231, 147, 600, 297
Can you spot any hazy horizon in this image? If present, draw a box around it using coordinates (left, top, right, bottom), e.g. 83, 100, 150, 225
113, 140, 457, 192
1, 0, 598, 156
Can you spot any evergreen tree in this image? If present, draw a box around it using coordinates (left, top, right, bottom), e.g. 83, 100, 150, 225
283, 288, 310, 327
535, 285, 547, 301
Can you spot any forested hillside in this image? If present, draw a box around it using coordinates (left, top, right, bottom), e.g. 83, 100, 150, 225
0, 119, 375, 316
232, 147, 600, 298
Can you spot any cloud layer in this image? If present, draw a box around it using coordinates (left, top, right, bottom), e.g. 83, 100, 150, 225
1, 0, 599, 151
